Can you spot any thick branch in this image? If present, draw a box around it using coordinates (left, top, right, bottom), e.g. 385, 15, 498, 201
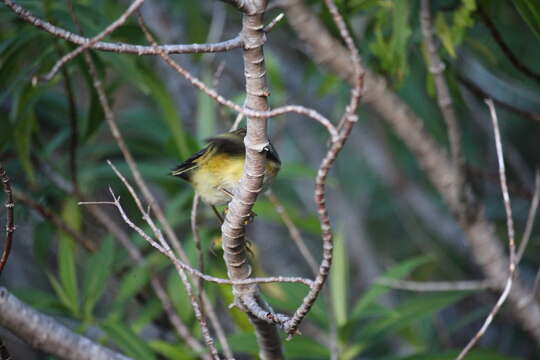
220, 2, 284, 357
0, 288, 131, 360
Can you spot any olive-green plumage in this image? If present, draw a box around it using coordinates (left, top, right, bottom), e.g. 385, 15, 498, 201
171, 128, 281, 205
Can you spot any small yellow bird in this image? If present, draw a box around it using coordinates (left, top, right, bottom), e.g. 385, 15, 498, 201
171, 128, 281, 207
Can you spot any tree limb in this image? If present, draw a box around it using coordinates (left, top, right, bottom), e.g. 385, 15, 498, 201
0, 288, 131, 360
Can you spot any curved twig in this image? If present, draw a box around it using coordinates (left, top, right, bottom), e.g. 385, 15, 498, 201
283, 0, 364, 335
136, 13, 339, 141
457, 99, 517, 360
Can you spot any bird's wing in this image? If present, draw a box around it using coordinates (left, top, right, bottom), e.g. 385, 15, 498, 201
170, 147, 209, 180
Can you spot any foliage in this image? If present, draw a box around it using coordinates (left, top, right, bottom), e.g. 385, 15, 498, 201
1, 0, 540, 359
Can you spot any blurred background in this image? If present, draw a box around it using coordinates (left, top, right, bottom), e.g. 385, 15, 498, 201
1, 0, 540, 359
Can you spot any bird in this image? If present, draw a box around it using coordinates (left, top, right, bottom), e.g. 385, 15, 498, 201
171, 128, 281, 212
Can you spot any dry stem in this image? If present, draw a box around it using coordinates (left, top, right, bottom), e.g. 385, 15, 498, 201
457, 99, 517, 359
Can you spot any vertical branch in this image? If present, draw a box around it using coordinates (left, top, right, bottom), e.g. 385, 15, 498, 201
218, 1, 285, 358
0, 163, 15, 277
420, 0, 464, 187
457, 99, 516, 359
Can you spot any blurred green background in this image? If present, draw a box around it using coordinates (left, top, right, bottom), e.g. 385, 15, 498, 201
1, 0, 540, 359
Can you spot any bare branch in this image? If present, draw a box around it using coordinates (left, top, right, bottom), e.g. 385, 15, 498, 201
0, 288, 131, 360
263, 13, 285, 33
37, 0, 146, 82
2, 0, 242, 56
457, 99, 517, 360
377, 279, 492, 292
420, 0, 464, 182
282, 0, 364, 336
79, 193, 314, 288
217, 0, 257, 14
135, 13, 338, 141
0, 163, 15, 277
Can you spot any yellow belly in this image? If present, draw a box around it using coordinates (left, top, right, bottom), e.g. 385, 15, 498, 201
191, 154, 279, 205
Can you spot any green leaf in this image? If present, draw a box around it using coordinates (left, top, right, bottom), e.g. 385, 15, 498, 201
449, 0, 476, 47
227, 333, 258, 356
167, 269, 193, 323
351, 256, 431, 319
34, 222, 54, 268
284, 336, 330, 359
81, 237, 115, 319
131, 298, 163, 333
101, 321, 157, 360
57, 198, 82, 316
514, 0, 540, 41
105, 54, 191, 159
369, 0, 412, 81
387, 349, 519, 360
196, 71, 216, 142
356, 292, 466, 344
148, 340, 196, 360
48, 273, 76, 314
111, 262, 151, 311
13, 84, 40, 183
435, 13, 456, 57
331, 230, 348, 327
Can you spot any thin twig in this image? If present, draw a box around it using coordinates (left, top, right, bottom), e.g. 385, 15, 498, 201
457, 99, 516, 360
3, 0, 243, 55
135, 13, 338, 141
230, 112, 245, 131
283, 0, 364, 336
263, 13, 285, 33
266, 190, 318, 275
420, 0, 464, 180
377, 278, 492, 292
516, 169, 540, 263
37, 0, 146, 82
0, 164, 14, 277
99, 166, 220, 358
78, 197, 313, 288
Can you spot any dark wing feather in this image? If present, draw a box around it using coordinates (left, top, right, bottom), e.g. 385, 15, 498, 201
170, 147, 208, 181
171, 128, 246, 181
205, 128, 245, 156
